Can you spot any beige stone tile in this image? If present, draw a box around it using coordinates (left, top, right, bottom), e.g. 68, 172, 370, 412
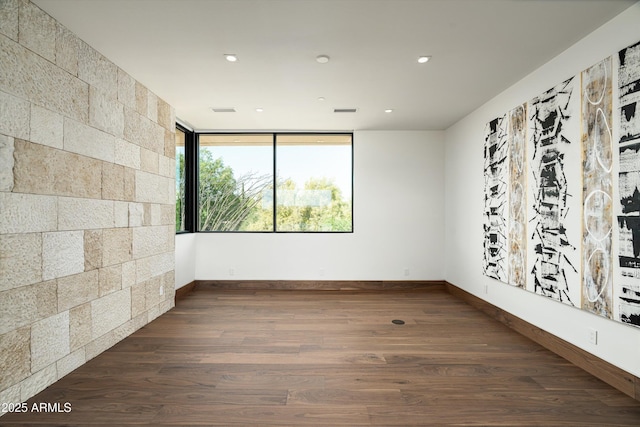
140, 147, 159, 174
164, 128, 175, 159
143, 203, 162, 226
149, 121, 167, 154
157, 98, 172, 130
142, 202, 152, 226
83, 229, 102, 271
123, 108, 148, 148
57, 270, 98, 312
91, 288, 131, 339
136, 252, 174, 284
89, 85, 124, 138
55, 23, 79, 76
114, 201, 129, 228
0, 89, 30, 140
31, 311, 70, 372
13, 138, 103, 199
147, 91, 158, 123
130, 282, 146, 318
163, 270, 176, 297
0, 382, 21, 407
124, 108, 165, 154
98, 264, 122, 297
147, 304, 161, 323
169, 107, 176, 132
0, 232, 42, 292
85, 311, 143, 362
0, 192, 57, 234
18, 0, 56, 61
135, 81, 148, 117
0, 35, 88, 123
133, 225, 171, 260
0, 327, 30, 390
114, 138, 140, 170
69, 302, 91, 351
77, 40, 117, 98
63, 117, 115, 163
0, 280, 57, 335
58, 197, 114, 231
145, 276, 162, 309
20, 364, 57, 402
102, 162, 125, 200
102, 227, 132, 267
123, 166, 135, 202
12, 138, 56, 195
117, 68, 136, 110
158, 154, 175, 179
159, 298, 173, 315
160, 204, 176, 226
30, 104, 63, 149
121, 260, 136, 288
0, 0, 19, 41
128, 202, 144, 227
57, 347, 85, 378
42, 230, 85, 281
0, 134, 14, 191
135, 170, 173, 204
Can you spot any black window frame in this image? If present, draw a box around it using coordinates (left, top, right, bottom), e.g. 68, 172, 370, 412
195, 131, 354, 234
175, 123, 197, 234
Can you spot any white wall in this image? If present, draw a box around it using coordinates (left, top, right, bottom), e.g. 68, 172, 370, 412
445, 3, 640, 377
175, 234, 196, 289
194, 130, 445, 281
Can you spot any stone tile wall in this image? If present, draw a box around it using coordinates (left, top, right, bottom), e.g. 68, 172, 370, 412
0, 0, 176, 408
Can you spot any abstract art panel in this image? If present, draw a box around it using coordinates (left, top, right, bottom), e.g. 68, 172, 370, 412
483, 115, 508, 282
617, 40, 640, 327
527, 77, 580, 305
507, 104, 527, 288
581, 57, 613, 319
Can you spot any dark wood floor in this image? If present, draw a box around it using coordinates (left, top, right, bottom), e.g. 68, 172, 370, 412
3, 285, 640, 426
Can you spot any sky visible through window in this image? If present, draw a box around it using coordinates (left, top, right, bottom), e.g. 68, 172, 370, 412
202, 144, 352, 199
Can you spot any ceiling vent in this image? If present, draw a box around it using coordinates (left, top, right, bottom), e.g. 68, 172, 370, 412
334, 108, 357, 113
211, 108, 236, 113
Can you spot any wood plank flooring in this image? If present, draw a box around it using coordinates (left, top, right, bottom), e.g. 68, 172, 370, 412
3, 286, 640, 426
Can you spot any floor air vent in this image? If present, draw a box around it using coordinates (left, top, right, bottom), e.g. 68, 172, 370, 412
334, 108, 357, 113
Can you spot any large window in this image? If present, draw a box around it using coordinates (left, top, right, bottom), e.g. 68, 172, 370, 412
275, 134, 352, 232
199, 134, 274, 231
197, 133, 353, 232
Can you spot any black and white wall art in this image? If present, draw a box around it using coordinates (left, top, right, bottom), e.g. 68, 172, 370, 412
527, 77, 580, 305
617, 41, 640, 327
483, 38, 640, 330
483, 115, 508, 282
508, 104, 527, 288
581, 57, 614, 319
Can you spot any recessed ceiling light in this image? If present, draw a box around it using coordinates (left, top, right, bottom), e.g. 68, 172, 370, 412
417, 56, 431, 64
255, 108, 264, 112
385, 109, 393, 113
225, 54, 238, 62
316, 55, 330, 63
318, 97, 326, 102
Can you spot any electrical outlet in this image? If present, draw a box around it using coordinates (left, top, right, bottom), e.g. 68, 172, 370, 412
229, 268, 235, 277
484, 284, 489, 295
404, 268, 410, 277
588, 328, 598, 345
319, 268, 325, 277
159, 285, 164, 296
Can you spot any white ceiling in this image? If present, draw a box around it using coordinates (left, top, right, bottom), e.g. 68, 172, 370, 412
34, 0, 637, 132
